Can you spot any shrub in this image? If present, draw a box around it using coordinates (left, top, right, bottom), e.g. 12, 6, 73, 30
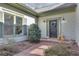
0, 38, 18, 56
45, 44, 71, 56
0, 45, 19, 56
28, 24, 41, 43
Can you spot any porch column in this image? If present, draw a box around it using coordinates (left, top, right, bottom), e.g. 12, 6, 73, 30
13, 16, 16, 37
46, 19, 49, 38
35, 16, 39, 25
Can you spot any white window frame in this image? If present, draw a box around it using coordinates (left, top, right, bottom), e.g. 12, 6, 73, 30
0, 7, 24, 37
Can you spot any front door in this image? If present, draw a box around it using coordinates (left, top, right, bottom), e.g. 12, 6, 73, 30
49, 20, 57, 38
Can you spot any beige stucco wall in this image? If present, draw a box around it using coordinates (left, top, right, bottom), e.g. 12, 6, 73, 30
38, 12, 76, 40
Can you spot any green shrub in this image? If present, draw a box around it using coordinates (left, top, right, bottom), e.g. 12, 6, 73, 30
45, 44, 71, 56
28, 24, 41, 43
0, 45, 18, 56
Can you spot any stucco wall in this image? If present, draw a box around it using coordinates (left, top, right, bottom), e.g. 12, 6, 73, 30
38, 12, 76, 40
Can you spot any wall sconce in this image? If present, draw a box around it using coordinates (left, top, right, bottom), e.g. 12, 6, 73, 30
61, 17, 67, 23
43, 20, 46, 23
63, 18, 64, 20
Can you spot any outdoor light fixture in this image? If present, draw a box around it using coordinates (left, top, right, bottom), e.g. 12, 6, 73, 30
43, 20, 45, 22
61, 17, 67, 23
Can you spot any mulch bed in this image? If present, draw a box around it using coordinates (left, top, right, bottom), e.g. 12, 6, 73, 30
14, 41, 33, 52
0, 41, 34, 56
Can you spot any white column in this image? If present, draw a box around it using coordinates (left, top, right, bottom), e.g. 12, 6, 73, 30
13, 16, 16, 37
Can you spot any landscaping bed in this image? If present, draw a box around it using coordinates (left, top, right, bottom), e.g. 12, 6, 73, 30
45, 43, 79, 56
0, 40, 79, 56
0, 41, 33, 56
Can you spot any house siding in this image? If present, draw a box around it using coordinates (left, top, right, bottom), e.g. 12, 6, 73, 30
38, 12, 76, 40
76, 4, 79, 45
0, 11, 3, 38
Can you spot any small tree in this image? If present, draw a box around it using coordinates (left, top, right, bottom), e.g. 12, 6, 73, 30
28, 24, 41, 43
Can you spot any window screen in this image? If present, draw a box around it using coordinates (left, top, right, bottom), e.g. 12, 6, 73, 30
15, 16, 22, 35
4, 13, 14, 35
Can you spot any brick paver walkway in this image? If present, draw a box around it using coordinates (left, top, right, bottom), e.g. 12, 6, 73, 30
14, 41, 54, 56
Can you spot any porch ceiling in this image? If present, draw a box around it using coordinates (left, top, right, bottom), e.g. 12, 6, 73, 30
0, 3, 38, 18
23, 3, 76, 13
16, 3, 77, 17
38, 3, 76, 17
0, 3, 77, 17
23, 3, 60, 13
